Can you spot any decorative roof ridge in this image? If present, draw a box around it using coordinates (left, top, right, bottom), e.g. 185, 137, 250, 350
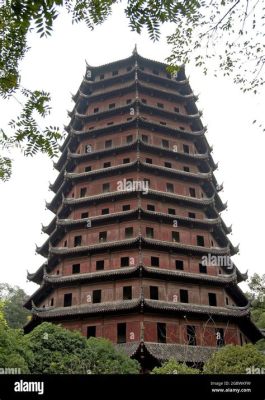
65, 159, 137, 179
142, 265, 237, 283
138, 99, 199, 119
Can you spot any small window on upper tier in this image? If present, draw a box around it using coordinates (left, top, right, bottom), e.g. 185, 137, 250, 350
179, 126, 185, 131
122, 204, 130, 211
81, 212, 88, 219
121, 257, 129, 267
141, 98, 147, 104
64, 293, 72, 307
162, 139, 169, 148
92, 290, 101, 303
101, 208, 109, 215
109, 103, 115, 109
123, 158, 130, 164
183, 166, 190, 172
142, 134, 148, 143
126, 99, 132, 104
99, 74, 104, 80
164, 162, 171, 168
112, 70, 118, 76
196, 235, 205, 247
172, 231, 180, 242
103, 162, 111, 168
183, 144, 190, 154
146, 227, 154, 238
176, 260, 184, 270
147, 204, 155, 211
189, 187, 196, 197
168, 208, 175, 215
157, 102, 164, 108
99, 232, 107, 242
208, 293, 217, 306
199, 263, 207, 273
174, 107, 180, 113
125, 227, 133, 238
72, 264, 80, 274
126, 135, 133, 143
74, 235, 82, 247
84, 166, 91, 172
80, 187, 87, 198
146, 158, 152, 164
96, 260, 104, 270
105, 139, 112, 148
188, 212, 196, 219
117, 323, 126, 343
102, 183, 110, 193
166, 183, 174, 193
150, 286, 159, 300
160, 121, 166, 125
123, 286, 132, 300
180, 289, 189, 303
94, 107, 99, 113
151, 256, 159, 267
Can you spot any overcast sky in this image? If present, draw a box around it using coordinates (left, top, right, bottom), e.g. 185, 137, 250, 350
0, 5, 264, 295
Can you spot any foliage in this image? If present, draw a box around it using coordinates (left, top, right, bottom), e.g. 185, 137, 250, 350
0, 283, 30, 328
152, 358, 200, 374
203, 344, 265, 374
0, 316, 31, 372
247, 273, 265, 329
24, 322, 140, 374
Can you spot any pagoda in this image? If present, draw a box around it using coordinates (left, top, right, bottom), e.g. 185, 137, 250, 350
24, 48, 262, 370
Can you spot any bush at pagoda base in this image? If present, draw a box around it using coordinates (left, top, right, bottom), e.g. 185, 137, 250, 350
152, 359, 200, 374
203, 344, 265, 374
24, 322, 140, 374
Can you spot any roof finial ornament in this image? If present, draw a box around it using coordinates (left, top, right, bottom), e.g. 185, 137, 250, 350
133, 44, 138, 55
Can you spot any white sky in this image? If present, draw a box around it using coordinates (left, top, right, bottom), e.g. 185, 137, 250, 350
0, 5, 264, 295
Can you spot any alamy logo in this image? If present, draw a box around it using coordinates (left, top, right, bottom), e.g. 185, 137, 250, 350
0, 368, 21, 374
14, 380, 44, 395
201, 254, 233, 269
117, 179, 149, 194
246, 366, 265, 374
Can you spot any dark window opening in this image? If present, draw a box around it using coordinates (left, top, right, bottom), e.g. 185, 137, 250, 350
102, 183, 110, 193
126, 135, 133, 143
146, 158, 152, 164
174, 107, 180, 113
179, 126, 185, 131
50, 298, 54, 306
81, 212, 89, 219
96, 260, 104, 271
72, 264, 80, 274
141, 98, 147, 104
168, 208, 176, 215
64, 240, 67, 247
80, 188, 87, 198
180, 289, 189, 303
123, 158, 130, 164
99, 231, 107, 242
157, 102, 164, 108
109, 103, 115, 109
121, 257, 129, 267
147, 204, 155, 211
85, 166, 91, 172
117, 323, 126, 343
94, 107, 99, 113
199, 263, 207, 273
183, 144, 190, 154
112, 70, 118, 76
125, 227, 133, 238
64, 293, 72, 307
208, 293, 217, 306
197, 235, 205, 246
189, 187, 196, 197
160, 121, 167, 126
122, 204, 130, 211
164, 162, 172, 168
166, 183, 174, 193
150, 286, 159, 300
146, 227, 154, 238
172, 231, 180, 242
151, 256, 159, 267
142, 134, 148, 143
87, 326, 96, 338
126, 99, 132, 104
99, 74, 104, 80
176, 260, 184, 270
103, 162, 111, 168
105, 139, 112, 148
188, 212, 196, 219
187, 325, 196, 346
74, 235, 82, 247
92, 290, 101, 303
162, 139, 169, 148
157, 322, 166, 343
101, 208, 109, 215
183, 166, 190, 172
123, 286, 132, 300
